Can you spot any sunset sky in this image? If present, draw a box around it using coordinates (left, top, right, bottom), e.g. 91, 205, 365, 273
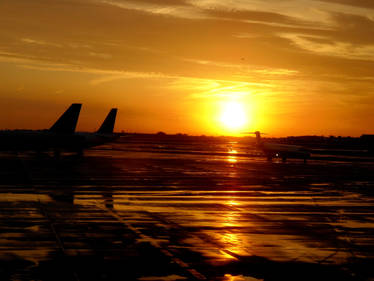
0, 0, 373, 136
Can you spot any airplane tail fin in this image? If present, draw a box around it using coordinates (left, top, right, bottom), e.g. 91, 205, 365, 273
49, 103, 82, 134
254, 131, 261, 144
97, 108, 117, 134
243, 131, 263, 145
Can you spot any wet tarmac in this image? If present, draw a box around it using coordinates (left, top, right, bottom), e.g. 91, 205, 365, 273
1, 138, 374, 280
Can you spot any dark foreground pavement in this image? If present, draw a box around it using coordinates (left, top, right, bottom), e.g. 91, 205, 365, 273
0, 143, 374, 280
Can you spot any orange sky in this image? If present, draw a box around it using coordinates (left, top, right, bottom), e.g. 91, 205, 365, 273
0, 0, 373, 136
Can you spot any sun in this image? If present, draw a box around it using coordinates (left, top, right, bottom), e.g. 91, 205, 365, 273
220, 101, 247, 131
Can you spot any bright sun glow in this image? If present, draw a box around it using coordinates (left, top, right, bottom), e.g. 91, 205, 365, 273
220, 101, 247, 131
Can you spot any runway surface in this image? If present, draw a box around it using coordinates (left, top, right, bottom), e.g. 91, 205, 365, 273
0, 138, 374, 280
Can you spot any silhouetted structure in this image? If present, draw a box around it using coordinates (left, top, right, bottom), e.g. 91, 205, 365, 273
0, 104, 118, 156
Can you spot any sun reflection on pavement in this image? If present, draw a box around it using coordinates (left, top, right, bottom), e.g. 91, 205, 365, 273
218, 198, 250, 259
224, 274, 263, 281
227, 156, 238, 163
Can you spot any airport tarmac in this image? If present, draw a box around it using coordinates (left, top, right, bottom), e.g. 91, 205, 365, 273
0, 138, 374, 280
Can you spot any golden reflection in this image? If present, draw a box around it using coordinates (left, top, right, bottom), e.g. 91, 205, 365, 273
221, 232, 241, 247
225, 200, 240, 207
219, 230, 247, 259
217, 198, 249, 259
227, 141, 238, 163
224, 274, 263, 281
227, 156, 237, 163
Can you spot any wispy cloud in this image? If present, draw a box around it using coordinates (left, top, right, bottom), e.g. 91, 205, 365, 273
21, 38, 62, 47
316, 0, 374, 10
282, 33, 374, 61
88, 52, 113, 59
0, 50, 265, 96
100, 0, 206, 19
190, 0, 373, 24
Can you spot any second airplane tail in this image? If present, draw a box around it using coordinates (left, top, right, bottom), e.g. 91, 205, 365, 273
49, 103, 82, 134
254, 131, 262, 144
97, 108, 117, 134
243, 131, 264, 146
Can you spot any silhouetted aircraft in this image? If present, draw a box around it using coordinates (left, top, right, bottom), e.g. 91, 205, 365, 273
74, 108, 118, 155
0, 105, 118, 157
0, 103, 82, 153
248, 131, 310, 163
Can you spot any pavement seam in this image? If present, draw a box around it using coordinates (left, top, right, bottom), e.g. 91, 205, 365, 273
18, 155, 81, 281
94, 201, 207, 280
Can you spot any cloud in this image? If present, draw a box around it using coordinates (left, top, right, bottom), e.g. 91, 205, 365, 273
21, 38, 62, 47
99, 0, 206, 19
0, 49, 269, 95
315, 0, 374, 9
281, 33, 374, 61
100, 0, 333, 29
2, 0, 373, 81
108, 0, 191, 6
89, 52, 113, 59
198, 7, 319, 28
1, 1, 373, 104
329, 12, 374, 45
